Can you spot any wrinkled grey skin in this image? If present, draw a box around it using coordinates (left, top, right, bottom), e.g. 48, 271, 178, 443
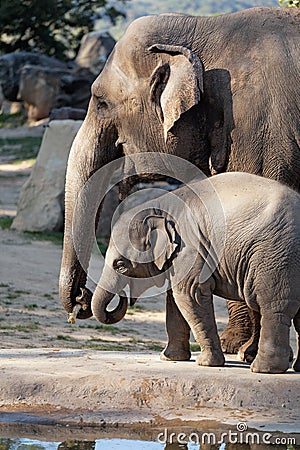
59, 7, 300, 354
92, 173, 300, 374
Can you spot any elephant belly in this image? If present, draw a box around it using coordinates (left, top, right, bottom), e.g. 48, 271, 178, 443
213, 279, 241, 302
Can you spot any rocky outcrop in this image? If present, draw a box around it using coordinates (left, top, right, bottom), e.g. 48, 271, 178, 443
0, 52, 68, 102
18, 65, 94, 122
76, 31, 115, 75
0, 32, 115, 122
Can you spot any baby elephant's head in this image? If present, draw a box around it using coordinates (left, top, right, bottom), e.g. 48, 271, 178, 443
91, 209, 180, 324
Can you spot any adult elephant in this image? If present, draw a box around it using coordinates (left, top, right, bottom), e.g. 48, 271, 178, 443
59, 7, 300, 358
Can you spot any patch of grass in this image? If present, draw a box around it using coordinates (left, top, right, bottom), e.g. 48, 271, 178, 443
0, 216, 13, 229
96, 236, 109, 255
190, 343, 201, 352
86, 341, 132, 351
11, 157, 36, 166
25, 230, 63, 246
2, 287, 31, 300
146, 342, 164, 352
126, 304, 144, 315
0, 111, 27, 128
0, 323, 39, 332
0, 283, 10, 288
93, 324, 122, 335
13, 289, 31, 295
6, 292, 18, 300
43, 293, 55, 299
24, 303, 38, 310
0, 136, 42, 161
56, 334, 73, 341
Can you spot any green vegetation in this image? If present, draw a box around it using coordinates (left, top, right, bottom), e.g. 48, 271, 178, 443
0, 217, 13, 229
93, 324, 122, 335
96, 236, 110, 255
279, 0, 299, 5
190, 343, 201, 352
0, 323, 39, 332
0, 0, 130, 60
86, 341, 132, 351
56, 334, 74, 341
25, 230, 64, 246
0, 136, 42, 161
24, 303, 38, 310
0, 111, 27, 129
126, 304, 144, 315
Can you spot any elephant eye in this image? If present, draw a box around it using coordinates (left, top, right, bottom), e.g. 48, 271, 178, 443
114, 260, 128, 274
96, 97, 108, 111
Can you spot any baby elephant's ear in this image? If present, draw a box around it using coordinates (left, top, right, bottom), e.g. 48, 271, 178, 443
144, 215, 178, 271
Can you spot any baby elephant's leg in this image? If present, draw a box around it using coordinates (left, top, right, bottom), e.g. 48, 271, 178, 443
173, 283, 225, 367
161, 290, 191, 361
251, 307, 291, 374
292, 308, 300, 372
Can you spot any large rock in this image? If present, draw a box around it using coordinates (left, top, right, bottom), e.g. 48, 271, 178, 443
18, 65, 95, 122
76, 31, 115, 75
12, 120, 83, 232
0, 52, 68, 102
18, 65, 70, 122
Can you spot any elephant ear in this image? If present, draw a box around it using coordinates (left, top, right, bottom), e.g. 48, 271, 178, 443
144, 215, 178, 271
149, 44, 204, 142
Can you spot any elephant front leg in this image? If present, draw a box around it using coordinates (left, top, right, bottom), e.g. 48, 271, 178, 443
173, 284, 225, 367
160, 290, 191, 361
220, 299, 252, 354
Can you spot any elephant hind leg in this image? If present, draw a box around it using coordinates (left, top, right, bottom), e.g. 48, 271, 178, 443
220, 300, 252, 354
238, 309, 261, 363
251, 309, 291, 374
292, 308, 300, 372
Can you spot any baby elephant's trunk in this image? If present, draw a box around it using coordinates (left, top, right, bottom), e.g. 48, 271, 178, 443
91, 286, 128, 324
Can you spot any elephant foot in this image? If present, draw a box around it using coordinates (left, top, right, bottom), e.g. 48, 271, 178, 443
196, 348, 225, 367
241, 344, 294, 365
251, 353, 289, 374
220, 328, 251, 354
160, 344, 191, 361
238, 339, 258, 364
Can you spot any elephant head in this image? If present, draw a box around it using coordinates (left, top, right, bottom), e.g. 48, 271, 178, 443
59, 15, 215, 317
91, 209, 180, 324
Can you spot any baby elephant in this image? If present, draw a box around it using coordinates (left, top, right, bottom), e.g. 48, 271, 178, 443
91, 172, 300, 374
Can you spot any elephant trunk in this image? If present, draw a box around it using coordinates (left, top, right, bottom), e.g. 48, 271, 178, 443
59, 98, 119, 319
92, 286, 128, 324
